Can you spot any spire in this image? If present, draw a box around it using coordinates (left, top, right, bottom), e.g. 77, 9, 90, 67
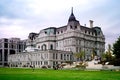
71, 7, 73, 14
68, 7, 76, 22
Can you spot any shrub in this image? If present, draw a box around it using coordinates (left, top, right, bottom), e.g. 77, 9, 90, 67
75, 65, 86, 69
112, 58, 120, 66
47, 65, 51, 68
41, 66, 47, 69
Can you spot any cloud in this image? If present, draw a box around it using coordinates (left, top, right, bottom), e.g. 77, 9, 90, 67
0, 17, 40, 39
0, 0, 120, 49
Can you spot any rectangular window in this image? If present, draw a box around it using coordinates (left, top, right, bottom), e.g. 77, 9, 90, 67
0, 44, 2, 48
10, 50, 15, 54
38, 61, 40, 65
53, 53, 55, 59
64, 54, 66, 60
76, 47, 78, 52
4, 43, 8, 48
36, 61, 37, 65
4, 39, 8, 42
56, 61, 58, 64
41, 61, 42, 65
60, 54, 63, 60
56, 54, 57, 59
53, 61, 55, 66
56, 42, 58, 47
70, 55, 72, 60
0, 50, 2, 61
19, 45, 21, 50
67, 55, 69, 60
44, 61, 48, 65
4, 49, 8, 61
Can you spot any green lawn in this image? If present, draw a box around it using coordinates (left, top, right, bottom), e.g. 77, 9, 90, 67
0, 68, 120, 80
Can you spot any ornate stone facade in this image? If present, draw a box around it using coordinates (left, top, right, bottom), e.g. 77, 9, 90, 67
8, 50, 73, 68
8, 8, 105, 68
31, 8, 105, 57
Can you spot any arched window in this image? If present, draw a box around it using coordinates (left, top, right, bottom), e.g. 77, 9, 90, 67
75, 26, 77, 29
41, 44, 47, 50
50, 44, 53, 50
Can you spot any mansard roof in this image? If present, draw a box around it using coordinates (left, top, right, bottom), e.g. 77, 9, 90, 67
56, 25, 67, 32
81, 25, 95, 32
81, 25, 104, 37
43, 27, 56, 30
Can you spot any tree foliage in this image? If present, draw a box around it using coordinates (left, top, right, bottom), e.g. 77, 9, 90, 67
113, 36, 120, 58
105, 44, 114, 61
74, 51, 85, 61
91, 48, 96, 60
100, 44, 115, 65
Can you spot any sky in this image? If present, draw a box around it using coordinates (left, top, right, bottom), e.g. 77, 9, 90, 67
0, 0, 120, 49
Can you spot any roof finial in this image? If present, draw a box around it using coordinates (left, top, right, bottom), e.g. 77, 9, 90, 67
71, 7, 73, 14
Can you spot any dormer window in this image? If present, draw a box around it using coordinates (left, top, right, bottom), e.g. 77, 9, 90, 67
75, 26, 77, 29
92, 32, 94, 35
61, 31, 63, 33
57, 32, 59, 34
98, 32, 100, 35
85, 30, 87, 34
89, 32, 90, 34
45, 31, 47, 34
70, 25, 72, 29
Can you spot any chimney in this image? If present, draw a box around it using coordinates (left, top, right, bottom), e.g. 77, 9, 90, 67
89, 20, 94, 28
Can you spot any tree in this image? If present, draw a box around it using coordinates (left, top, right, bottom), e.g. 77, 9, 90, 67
91, 48, 96, 60
74, 51, 85, 61
105, 44, 113, 61
100, 44, 115, 65
113, 36, 120, 59
101, 52, 106, 61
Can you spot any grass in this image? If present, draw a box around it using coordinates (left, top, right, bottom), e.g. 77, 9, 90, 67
0, 68, 120, 80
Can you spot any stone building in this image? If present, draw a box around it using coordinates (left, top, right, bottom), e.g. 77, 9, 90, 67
8, 8, 105, 68
8, 50, 73, 68
0, 38, 26, 67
